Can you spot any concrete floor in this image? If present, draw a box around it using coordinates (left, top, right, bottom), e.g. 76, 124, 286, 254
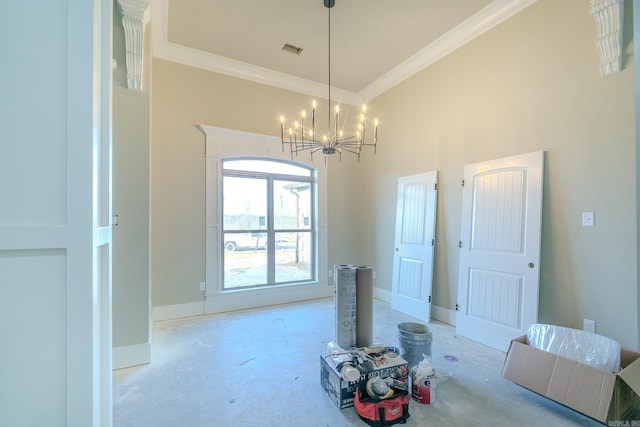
113, 298, 606, 427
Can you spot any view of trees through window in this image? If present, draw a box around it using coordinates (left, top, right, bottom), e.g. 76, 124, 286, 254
222, 159, 314, 289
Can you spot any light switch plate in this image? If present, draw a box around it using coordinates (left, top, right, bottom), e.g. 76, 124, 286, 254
582, 212, 595, 227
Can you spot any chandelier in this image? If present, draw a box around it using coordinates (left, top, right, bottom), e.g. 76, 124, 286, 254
279, 0, 379, 162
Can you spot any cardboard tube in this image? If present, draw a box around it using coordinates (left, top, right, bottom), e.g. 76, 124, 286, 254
335, 265, 357, 349
356, 266, 374, 347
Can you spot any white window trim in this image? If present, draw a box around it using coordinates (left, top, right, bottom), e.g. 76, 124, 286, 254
198, 125, 331, 314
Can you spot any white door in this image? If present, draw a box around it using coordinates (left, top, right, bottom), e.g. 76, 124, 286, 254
456, 151, 544, 352
391, 171, 438, 322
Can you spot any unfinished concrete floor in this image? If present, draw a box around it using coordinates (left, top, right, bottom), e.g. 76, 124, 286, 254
113, 298, 606, 426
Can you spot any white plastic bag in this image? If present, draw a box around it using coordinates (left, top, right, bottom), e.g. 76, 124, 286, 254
527, 324, 620, 373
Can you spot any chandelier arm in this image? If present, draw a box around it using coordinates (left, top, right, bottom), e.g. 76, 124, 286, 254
277, 0, 379, 162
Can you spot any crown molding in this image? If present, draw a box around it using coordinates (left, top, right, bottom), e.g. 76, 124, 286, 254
150, 0, 538, 103
359, 0, 538, 101
153, 41, 363, 106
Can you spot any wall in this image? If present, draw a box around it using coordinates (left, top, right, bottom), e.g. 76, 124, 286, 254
112, 6, 151, 368
148, 0, 637, 349
151, 59, 362, 309
362, 0, 637, 348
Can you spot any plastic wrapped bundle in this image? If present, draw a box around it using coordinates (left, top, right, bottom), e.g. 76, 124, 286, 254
527, 324, 620, 373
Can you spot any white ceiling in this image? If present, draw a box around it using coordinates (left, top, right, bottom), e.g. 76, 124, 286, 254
151, 0, 537, 104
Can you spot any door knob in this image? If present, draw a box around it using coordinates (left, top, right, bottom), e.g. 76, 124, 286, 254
528, 262, 535, 268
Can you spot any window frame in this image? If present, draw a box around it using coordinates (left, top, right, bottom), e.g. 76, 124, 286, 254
199, 125, 330, 315
221, 158, 316, 288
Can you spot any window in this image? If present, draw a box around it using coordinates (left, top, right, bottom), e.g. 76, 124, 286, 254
222, 159, 315, 289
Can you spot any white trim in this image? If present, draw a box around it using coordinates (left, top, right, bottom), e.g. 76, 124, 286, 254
359, 0, 538, 101
197, 125, 329, 317
152, 301, 205, 321
117, 0, 150, 90
375, 287, 456, 326
589, 0, 624, 76
113, 343, 151, 370
154, 41, 362, 106
432, 305, 457, 326
205, 283, 332, 314
150, 0, 538, 102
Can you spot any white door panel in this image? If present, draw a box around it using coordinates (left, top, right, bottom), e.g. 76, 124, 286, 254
456, 151, 544, 352
391, 171, 438, 322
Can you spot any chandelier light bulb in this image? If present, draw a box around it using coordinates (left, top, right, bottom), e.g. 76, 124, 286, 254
277, 0, 379, 162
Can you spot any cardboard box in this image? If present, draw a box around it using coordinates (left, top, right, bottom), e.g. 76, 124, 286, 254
502, 335, 640, 424
320, 349, 408, 409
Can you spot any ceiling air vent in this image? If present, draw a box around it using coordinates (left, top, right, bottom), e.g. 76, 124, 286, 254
282, 43, 304, 55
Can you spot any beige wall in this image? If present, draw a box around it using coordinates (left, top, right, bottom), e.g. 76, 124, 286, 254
112, 7, 151, 350
362, 0, 637, 348
151, 60, 362, 307
149, 0, 638, 349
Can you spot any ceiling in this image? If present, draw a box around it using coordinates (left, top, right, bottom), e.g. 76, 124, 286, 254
151, 0, 537, 104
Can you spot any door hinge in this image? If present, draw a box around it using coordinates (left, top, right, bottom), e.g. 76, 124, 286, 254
434, 183, 438, 191
428, 295, 432, 303
431, 238, 435, 246
455, 303, 460, 311
461, 179, 465, 187
458, 240, 462, 248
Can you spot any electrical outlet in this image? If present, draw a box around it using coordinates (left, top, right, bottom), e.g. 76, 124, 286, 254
199, 281, 205, 291
583, 318, 596, 333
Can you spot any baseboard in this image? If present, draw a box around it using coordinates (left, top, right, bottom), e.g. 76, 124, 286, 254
373, 287, 456, 326
205, 282, 333, 314
113, 342, 151, 370
432, 304, 456, 326
151, 287, 456, 328
152, 301, 205, 321
373, 286, 391, 303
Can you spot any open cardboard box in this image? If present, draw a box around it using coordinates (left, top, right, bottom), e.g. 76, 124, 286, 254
502, 335, 640, 424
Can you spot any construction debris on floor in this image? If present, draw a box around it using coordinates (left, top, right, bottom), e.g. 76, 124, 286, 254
502, 323, 640, 424
320, 343, 408, 410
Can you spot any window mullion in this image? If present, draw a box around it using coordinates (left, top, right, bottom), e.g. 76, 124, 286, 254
267, 176, 275, 285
